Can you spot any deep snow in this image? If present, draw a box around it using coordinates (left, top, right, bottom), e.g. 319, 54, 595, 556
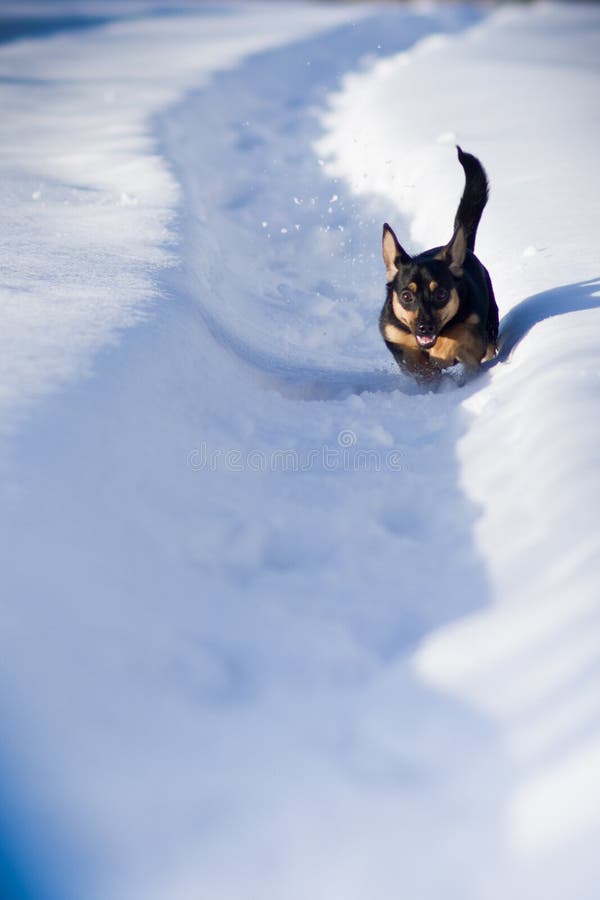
1, 3, 600, 900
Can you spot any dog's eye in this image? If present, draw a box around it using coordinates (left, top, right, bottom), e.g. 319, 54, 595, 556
400, 290, 414, 304
436, 288, 449, 303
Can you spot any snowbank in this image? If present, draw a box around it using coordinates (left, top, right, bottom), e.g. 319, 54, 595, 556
0, 2, 356, 438
2, 3, 600, 900
319, 0, 600, 871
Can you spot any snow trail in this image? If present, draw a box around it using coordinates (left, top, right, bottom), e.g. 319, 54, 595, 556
3, 3, 600, 899
0, 6, 505, 900
319, 0, 600, 886
0, 2, 358, 440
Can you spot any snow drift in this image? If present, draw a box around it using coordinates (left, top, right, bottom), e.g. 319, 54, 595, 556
1, 3, 600, 900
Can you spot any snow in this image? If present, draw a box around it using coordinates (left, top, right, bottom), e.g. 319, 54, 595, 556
0, 1, 357, 438
1, 2, 600, 899
319, 2, 600, 866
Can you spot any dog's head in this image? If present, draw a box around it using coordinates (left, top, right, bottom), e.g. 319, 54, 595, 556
382, 223, 467, 349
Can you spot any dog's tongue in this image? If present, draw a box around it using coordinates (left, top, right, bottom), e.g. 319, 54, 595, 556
416, 334, 437, 349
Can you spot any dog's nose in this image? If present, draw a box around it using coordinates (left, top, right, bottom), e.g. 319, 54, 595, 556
417, 322, 436, 336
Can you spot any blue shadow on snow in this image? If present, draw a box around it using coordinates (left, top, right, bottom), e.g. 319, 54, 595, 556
497, 277, 600, 361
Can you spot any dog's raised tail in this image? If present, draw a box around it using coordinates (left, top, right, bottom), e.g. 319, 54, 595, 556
454, 146, 489, 252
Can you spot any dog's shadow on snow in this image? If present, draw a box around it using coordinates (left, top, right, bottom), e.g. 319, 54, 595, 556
494, 277, 600, 362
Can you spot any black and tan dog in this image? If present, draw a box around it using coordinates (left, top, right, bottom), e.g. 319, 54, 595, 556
380, 147, 498, 380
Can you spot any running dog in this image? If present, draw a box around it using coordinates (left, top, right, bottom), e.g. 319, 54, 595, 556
380, 147, 498, 380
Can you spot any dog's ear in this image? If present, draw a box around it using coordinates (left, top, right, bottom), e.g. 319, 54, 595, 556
382, 223, 411, 282
437, 226, 467, 277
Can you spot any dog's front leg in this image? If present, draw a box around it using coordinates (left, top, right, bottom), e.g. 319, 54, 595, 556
382, 323, 439, 381
429, 323, 487, 370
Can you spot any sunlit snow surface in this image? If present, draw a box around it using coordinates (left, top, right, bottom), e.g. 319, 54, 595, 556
1, 3, 600, 899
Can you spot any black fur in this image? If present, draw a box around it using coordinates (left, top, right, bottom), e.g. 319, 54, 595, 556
380, 147, 498, 380
454, 145, 489, 252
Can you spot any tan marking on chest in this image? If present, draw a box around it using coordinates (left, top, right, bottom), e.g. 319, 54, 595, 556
429, 321, 487, 369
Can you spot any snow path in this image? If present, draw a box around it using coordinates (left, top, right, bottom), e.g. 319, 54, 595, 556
0, 2, 359, 441
2, 3, 600, 900
0, 6, 502, 899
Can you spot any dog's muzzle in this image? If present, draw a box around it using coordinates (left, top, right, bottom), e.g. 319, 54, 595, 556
416, 324, 437, 350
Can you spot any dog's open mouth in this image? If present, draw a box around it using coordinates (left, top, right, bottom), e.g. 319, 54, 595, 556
416, 334, 438, 350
